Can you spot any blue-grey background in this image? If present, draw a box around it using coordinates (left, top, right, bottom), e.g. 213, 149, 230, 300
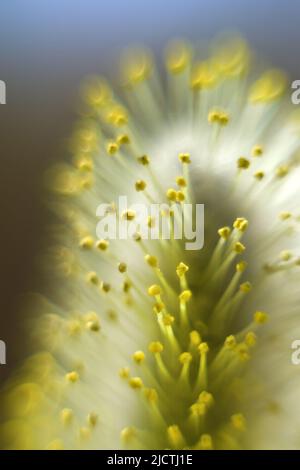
0, 0, 300, 381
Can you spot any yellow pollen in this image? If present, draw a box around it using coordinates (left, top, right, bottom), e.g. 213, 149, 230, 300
144, 387, 158, 403
129, 377, 143, 389
87, 412, 98, 427
236, 343, 250, 361
254, 311, 269, 324
179, 352, 192, 364
198, 342, 209, 355
225, 335, 236, 349
153, 302, 164, 314
119, 367, 130, 379
149, 341, 164, 354
236, 261, 247, 272
190, 402, 206, 416
176, 190, 185, 202
254, 170, 265, 180
176, 262, 189, 277
135, 180, 147, 191
218, 226, 231, 239
231, 413, 246, 431
239, 281, 252, 293
95, 239, 109, 251
122, 210, 136, 221
165, 41, 190, 74
137, 155, 150, 165
166, 188, 177, 201
234, 242, 246, 253
118, 262, 127, 273
179, 290, 192, 302
148, 284, 161, 296
101, 281, 111, 293
198, 391, 214, 407
86, 271, 99, 285
117, 134, 130, 145
279, 211, 292, 220
179, 153, 191, 164
106, 142, 119, 155
123, 280, 131, 293
237, 157, 250, 169
132, 351, 145, 364
190, 330, 201, 346
86, 319, 100, 332
276, 165, 289, 178
176, 176, 187, 187
79, 236, 94, 249
280, 250, 292, 261
163, 314, 175, 326
233, 217, 248, 232
65, 371, 79, 383
145, 254, 158, 268
167, 425, 185, 448
245, 331, 257, 347
252, 145, 263, 156
199, 434, 213, 450
121, 426, 136, 442
60, 408, 73, 425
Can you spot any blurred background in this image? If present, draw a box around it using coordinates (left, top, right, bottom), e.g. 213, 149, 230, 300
1, 0, 300, 384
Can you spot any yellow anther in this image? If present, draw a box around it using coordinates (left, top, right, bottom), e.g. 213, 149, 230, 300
254, 311, 269, 324
252, 145, 263, 157
148, 284, 161, 296
280, 250, 292, 261
254, 170, 265, 180
249, 69, 286, 103
176, 262, 189, 277
239, 281, 252, 293
198, 391, 214, 407
179, 153, 191, 164
117, 134, 130, 145
65, 371, 79, 383
166, 188, 177, 201
225, 335, 236, 349
137, 155, 150, 165
176, 190, 185, 202
218, 226, 231, 240
199, 434, 213, 450
176, 176, 187, 187
147, 216, 155, 228
86, 271, 99, 285
236, 343, 250, 362
231, 413, 246, 431
95, 239, 109, 251
279, 211, 292, 220
118, 262, 127, 273
77, 158, 93, 172
219, 112, 230, 125
234, 242, 246, 253
191, 60, 218, 89
236, 260, 247, 272
245, 331, 257, 347
119, 367, 130, 379
87, 412, 98, 427
179, 352, 192, 364
133, 232, 142, 241
60, 408, 73, 425
101, 281, 111, 293
121, 426, 136, 442
79, 236, 94, 249
106, 142, 119, 155
144, 387, 158, 403
68, 320, 81, 335
198, 342, 209, 355
153, 302, 164, 314
165, 41, 190, 74
86, 317, 101, 332
163, 314, 174, 326
145, 254, 158, 268
208, 110, 229, 125
123, 280, 131, 293
233, 217, 248, 232
132, 351, 145, 364
135, 179, 147, 191
122, 210, 136, 221
276, 165, 289, 178
82, 76, 111, 108
122, 49, 152, 85
107, 106, 128, 126
167, 425, 185, 448
149, 341, 164, 353
208, 110, 220, 123
80, 177, 93, 190
129, 377, 143, 389
190, 402, 206, 416
179, 290, 192, 302
237, 157, 250, 169
190, 330, 201, 346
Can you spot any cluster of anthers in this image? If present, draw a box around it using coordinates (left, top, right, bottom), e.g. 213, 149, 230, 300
1, 36, 300, 450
